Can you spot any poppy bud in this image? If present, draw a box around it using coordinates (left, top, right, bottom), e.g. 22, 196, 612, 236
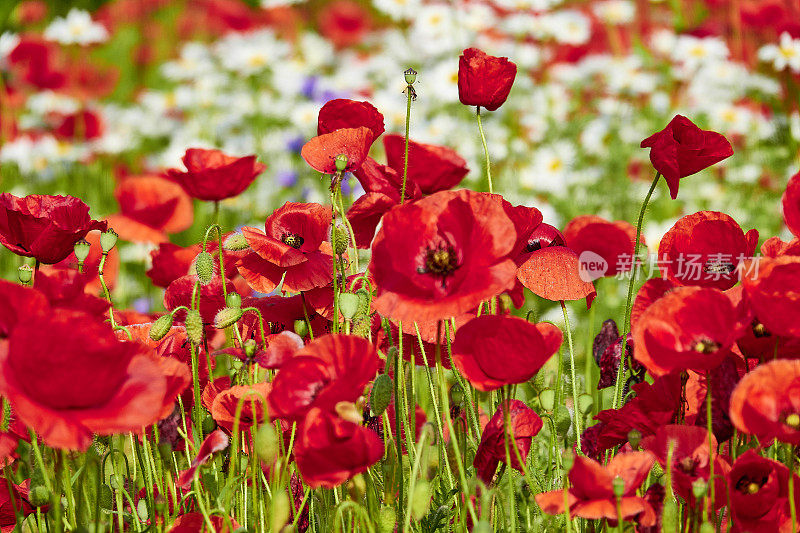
370, 374, 392, 416
271, 491, 290, 533
411, 480, 431, 520
561, 448, 575, 471
73, 239, 91, 263
449, 383, 465, 407
201, 414, 216, 435
699, 523, 714, 533
28, 485, 50, 507
17, 264, 33, 284
378, 507, 395, 533
338, 292, 360, 320
577, 393, 593, 415
612, 476, 625, 498
356, 288, 371, 315
404, 67, 417, 85
244, 338, 257, 359
335, 154, 348, 172
149, 313, 174, 341
223, 233, 249, 251
293, 319, 309, 338
100, 228, 118, 252
627, 429, 642, 449
555, 405, 571, 436
185, 309, 203, 345
195, 251, 214, 285
538, 389, 555, 412
214, 307, 243, 329
532, 371, 545, 392
254, 423, 279, 464
333, 225, 349, 255
662, 498, 679, 533
226, 292, 242, 309
691, 478, 707, 499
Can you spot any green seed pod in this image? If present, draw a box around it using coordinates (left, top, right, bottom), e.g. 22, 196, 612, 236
244, 339, 257, 359
577, 393, 593, 415
223, 233, 249, 251
214, 306, 243, 329
225, 292, 242, 309
554, 404, 571, 436
149, 313, 174, 341
28, 485, 50, 507
333, 225, 348, 255
370, 373, 393, 416
293, 319, 309, 338
410, 480, 431, 520
661, 498, 679, 533
334, 154, 348, 172
691, 478, 707, 500
338, 292, 360, 320
17, 264, 33, 284
271, 491, 290, 533
185, 309, 203, 345
73, 239, 91, 263
201, 414, 216, 435
612, 476, 625, 498
404, 67, 417, 85
254, 423, 279, 464
449, 383, 465, 407
539, 389, 555, 412
100, 228, 118, 252
195, 251, 215, 284
627, 429, 642, 449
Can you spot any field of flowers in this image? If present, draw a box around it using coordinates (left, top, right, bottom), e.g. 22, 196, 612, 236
1, 0, 800, 531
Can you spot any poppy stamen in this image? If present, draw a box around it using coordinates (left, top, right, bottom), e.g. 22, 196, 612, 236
752, 321, 771, 338
785, 413, 800, 429
703, 260, 735, 275
281, 233, 304, 249
692, 338, 721, 354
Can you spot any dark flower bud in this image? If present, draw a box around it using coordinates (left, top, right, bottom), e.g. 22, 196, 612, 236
201, 414, 216, 435
214, 307, 243, 329
18, 264, 33, 284
185, 310, 203, 345
226, 292, 242, 309
100, 228, 118, 252
194, 251, 214, 284
73, 239, 91, 263
149, 313, 174, 341
370, 373, 392, 416
223, 233, 249, 251
449, 383, 465, 407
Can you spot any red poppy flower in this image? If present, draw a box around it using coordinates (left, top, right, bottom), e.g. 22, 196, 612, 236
164, 274, 229, 327
741, 255, 800, 337
640, 115, 734, 199
382, 134, 469, 195
630, 278, 676, 330
501, 206, 549, 307
294, 407, 383, 489
177, 429, 229, 489
535, 452, 656, 526
105, 175, 193, 243
169, 513, 240, 533
516, 246, 597, 308
782, 171, 800, 237
52, 109, 104, 141
632, 286, 748, 376
0, 310, 187, 450
369, 190, 517, 323
166, 148, 265, 202
317, 0, 371, 48
147, 243, 201, 288
209, 382, 272, 434
0, 479, 35, 529
237, 202, 334, 294
564, 215, 640, 278
640, 425, 729, 508
301, 127, 374, 174
8, 36, 65, 90
473, 400, 542, 483
33, 270, 109, 318
383, 401, 428, 451
458, 48, 517, 111
729, 359, 800, 445
215, 331, 303, 369
317, 99, 384, 139
268, 334, 379, 421
728, 450, 800, 533
451, 315, 561, 391
239, 294, 325, 341
372, 313, 471, 368
658, 211, 758, 291
0, 193, 106, 264
761, 236, 800, 258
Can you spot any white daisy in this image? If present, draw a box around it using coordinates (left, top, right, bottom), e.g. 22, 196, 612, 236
44, 9, 108, 46
758, 32, 800, 73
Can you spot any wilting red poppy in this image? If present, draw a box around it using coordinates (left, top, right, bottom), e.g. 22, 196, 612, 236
516, 246, 596, 308
592, 319, 640, 390
729, 359, 800, 445
209, 382, 271, 434
293, 407, 383, 488
451, 315, 561, 391
237, 202, 334, 294
52, 109, 104, 141
473, 400, 542, 483
727, 450, 800, 533
301, 127, 374, 174
741, 255, 800, 337
564, 215, 640, 278
268, 334, 378, 421
383, 135, 469, 195
0, 478, 36, 529
0, 193, 106, 264
370, 190, 517, 323
782, 171, 800, 237
167, 148, 265, 202
317, 99, 384, 139
458, 48, 517, 111
535, 452, 656, 525
641, 425, 729, 508
640, 115, 734, 199
317, 0, 371, 48
0, 310, 187, 450
177, 429, 229, 489
658, 211, 758, 291
105, 175, 193, 243
632, 286, 748, 376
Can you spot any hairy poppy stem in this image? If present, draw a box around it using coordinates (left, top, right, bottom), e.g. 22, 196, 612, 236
400, 75, 413, 205
613, 171, 661, 411
789, 444, 797, 533
475, 106, 493, 194
331, 187, 340, 333
705, 371, 715, 524
561, 301, 582, 453
501, 388, 517, 533
393, 345, 404, 529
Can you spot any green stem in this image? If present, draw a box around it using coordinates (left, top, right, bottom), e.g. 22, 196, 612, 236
393, 344, 404, 530
331, 187, 340, 333
98, 252, 117, 329
502, 388, 517, 532
400, 82, 412, 205
789, 444, 797, 533
706, 371, 715, 525
476, 106, 493, 194
613, 171, 660, 410
561, 301, 581, 453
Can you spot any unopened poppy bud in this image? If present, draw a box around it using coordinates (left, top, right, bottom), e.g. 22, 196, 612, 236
28, 485, 50, 507
201, 414, 216, 435
554, 405, 571, 436
538, 389, 555, 412
334, 153, 348, 172
226, 292, 242, 309
662, 498, 679, 532
335, 401, 363, 424
449, 383, 465, 407
214, 307, 243, 329
699, 524, 714, 533
185, 310, 203, 345
195, 251, 214, 284
612, 476, 625, 498
244, 338, 257, 359
271, 491, 290, 533
254, 423, 279, 463
627, 429, 642, 449
338, 292, 360, 320
561, 448, 575, 471
411, 480, 431, 520
100, 228, 118, 252
691, 478, 707, 499
577, 393, 593, 415
73, 239, 91, 263
18, 264, 33, 284
333, 225, 348, 255
149, 313, 174, 341
293, 319, 309, 338
370, 373, 393, 416
356, 288, 371, 315
404, 67, 417, 85
532, 371, 545, 392
378, 507, 395, 533
223, 233, 249, 251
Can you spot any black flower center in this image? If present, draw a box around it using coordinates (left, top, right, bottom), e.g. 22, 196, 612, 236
677, 456, 699, 474
525, 240, 543, 253
703, 260, 735, 275
692, 338, 721, 354
423, 245, 459, 277
735, 474, 768, 495
752, 320, 771, 338
281, 233, 304, 249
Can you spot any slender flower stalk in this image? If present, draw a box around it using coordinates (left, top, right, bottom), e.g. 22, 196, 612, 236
400, 68, 416, 205
561, 301, 582, 452
476, 107, 493, 194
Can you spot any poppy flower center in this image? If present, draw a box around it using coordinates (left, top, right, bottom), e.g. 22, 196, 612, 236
281, 233, 304, 249
691, 338, 721, 354
734, 473, 768, 495
752, 320, 771, 338
785, 413, 800, 429
703, 259, 735, 275
421, 245, 459, 277
677, 456, 699, 474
